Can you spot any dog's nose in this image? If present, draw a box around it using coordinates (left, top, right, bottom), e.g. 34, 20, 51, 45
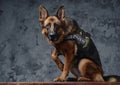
49, 31, 56, 36
48, 31, 57, 41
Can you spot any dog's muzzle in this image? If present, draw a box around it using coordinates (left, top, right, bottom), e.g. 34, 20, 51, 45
48, 31, 60, 41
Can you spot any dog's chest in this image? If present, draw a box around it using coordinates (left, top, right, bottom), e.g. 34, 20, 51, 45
55, 40, 76, 56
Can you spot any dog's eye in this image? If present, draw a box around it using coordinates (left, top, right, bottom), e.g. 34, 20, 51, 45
46, 24, 51, 29
54, 23, 60, 29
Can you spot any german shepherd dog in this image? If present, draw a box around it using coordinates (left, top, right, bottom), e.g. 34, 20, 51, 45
39, 5, 119, 82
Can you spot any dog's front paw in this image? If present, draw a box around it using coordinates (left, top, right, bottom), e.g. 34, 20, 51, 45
78, 77, 91, 81
53, 77, 65, 82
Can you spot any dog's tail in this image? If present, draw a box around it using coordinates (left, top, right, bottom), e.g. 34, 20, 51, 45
103, 75, 120, 82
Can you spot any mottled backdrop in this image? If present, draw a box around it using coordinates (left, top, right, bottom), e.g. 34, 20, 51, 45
0, 0, 120, 82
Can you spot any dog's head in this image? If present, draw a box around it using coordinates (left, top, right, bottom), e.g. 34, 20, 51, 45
39, 5, 66, 45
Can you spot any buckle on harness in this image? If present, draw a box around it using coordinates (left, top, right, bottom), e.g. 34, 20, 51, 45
83, 37, 89, 48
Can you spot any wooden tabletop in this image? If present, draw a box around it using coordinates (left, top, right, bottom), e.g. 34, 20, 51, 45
0, 82, 120, 85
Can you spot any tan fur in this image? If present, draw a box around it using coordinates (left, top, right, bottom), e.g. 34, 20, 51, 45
44, 16, 61, 26
78, 58, 104, 81
39, 5, 105, 82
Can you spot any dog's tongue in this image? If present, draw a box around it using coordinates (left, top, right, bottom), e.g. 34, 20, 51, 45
50, 40, 54, 45
50, 40, 53, 43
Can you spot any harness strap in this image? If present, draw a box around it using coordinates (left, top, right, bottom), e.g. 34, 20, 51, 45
56, 31, 90, 55
64, 32, 90, 48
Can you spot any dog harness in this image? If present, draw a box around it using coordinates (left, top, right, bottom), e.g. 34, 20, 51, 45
65, 32, 90, 48
64, 31, 102, 67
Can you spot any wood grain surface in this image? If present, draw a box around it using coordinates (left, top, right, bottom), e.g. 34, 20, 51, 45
0, 82, 120, 85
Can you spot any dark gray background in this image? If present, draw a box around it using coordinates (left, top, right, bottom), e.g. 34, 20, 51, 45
0, 0, 120, 82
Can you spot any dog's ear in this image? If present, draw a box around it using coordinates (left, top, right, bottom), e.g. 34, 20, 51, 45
39, 5, 49, 22
56, 5, 65, 21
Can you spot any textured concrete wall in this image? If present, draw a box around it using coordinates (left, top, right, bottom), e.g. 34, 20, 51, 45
0, 0, 120, 82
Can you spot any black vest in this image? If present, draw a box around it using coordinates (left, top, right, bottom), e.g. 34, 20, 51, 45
64, 32, 102, 67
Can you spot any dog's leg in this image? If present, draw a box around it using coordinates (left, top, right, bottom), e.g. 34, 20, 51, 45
54, 49, 75, 81
78, 77, 91, 81
70, 59, 81, 78
78, 58, 104, 82
52, 48, 64, 71
70, 66, 81, 78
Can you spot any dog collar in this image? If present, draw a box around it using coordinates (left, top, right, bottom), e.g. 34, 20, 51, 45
64, 32, 90, 48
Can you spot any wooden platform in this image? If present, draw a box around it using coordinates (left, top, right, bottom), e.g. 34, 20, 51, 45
0, 82, 120, 85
